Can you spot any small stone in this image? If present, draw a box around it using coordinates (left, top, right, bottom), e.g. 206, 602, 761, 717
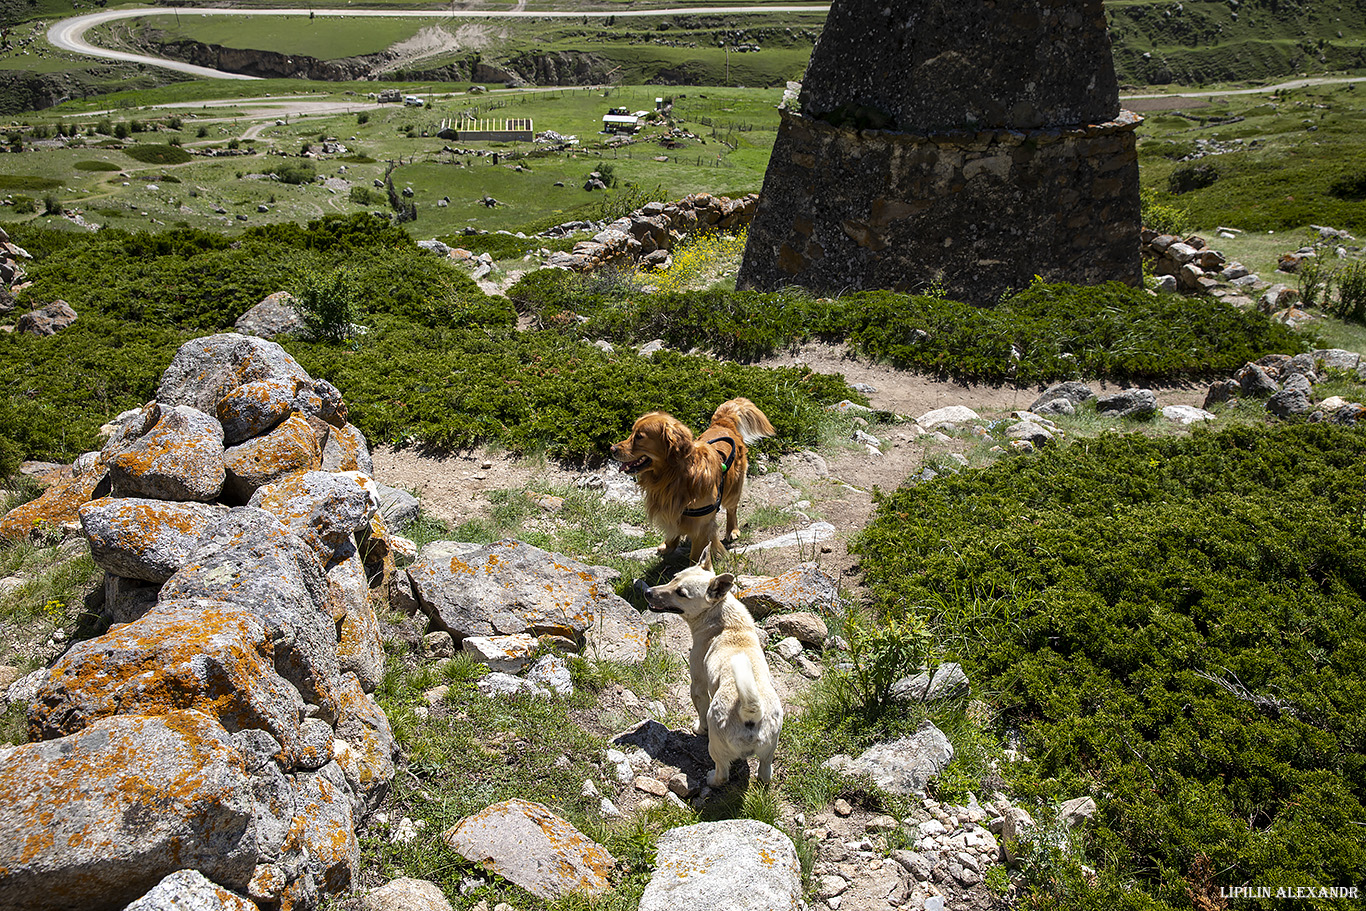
635, 775, 669, 797
834, 798, 853, 817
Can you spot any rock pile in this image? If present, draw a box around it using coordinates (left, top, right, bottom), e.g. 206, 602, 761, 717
0, 224, 28, 294
544, 193, 758, 273
1203, 349, 1366, 420
0, 333, 399, 910
1140, 230, 1234, 294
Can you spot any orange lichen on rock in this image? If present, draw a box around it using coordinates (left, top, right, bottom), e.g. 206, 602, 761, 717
0, 469, 107, 542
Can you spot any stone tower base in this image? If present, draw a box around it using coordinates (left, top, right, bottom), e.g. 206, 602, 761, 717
737, 109, 1143, 304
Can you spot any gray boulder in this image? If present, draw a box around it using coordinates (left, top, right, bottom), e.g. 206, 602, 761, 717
16, 300, 77, 337
292, 761, 359, 895
410, 539, 629, 645
583, 594, 650, 665
0, 711, 257, 911
1162, 405, 1216, 424
79, 498, 225, 583
160, 508, 339, 715
234, 291, 306, 340
442, 799, 614, 900
822, 720, 955, 796
891, 662, 969, 703
249, 470, 379, 566
1033, 397, 1074, 417
122, 869, 258, 911
1236, 363, 1280, 398
1267, 387, 1312, 417
29, 599, 307, 764
360, 878, 453, 911
1314, 348, 1362, 373
216, 378, 298, 445
156, 333, 310, 417
375, 482, 420, 531
639, 819, 801, 911
334, 554, 385, 692
321, 423, 374, 475
107, 405, 226, 502
332, 672, 398, 813
1028, 381, 1095, 412
1094, 388, 1157, 418
768, 611, 829, 647
1203, 379, 1240, 409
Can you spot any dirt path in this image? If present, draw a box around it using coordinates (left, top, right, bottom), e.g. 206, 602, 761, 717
371, 342, 1211, 587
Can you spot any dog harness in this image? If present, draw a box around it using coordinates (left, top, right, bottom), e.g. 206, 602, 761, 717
682, 436, 738, 518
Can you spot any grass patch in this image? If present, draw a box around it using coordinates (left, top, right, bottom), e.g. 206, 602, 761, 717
73, 160, 122, 172
0, 175, 60, 191
855, 423, 1366, 908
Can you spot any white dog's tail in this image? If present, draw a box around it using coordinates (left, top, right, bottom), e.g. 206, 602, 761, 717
731, 653, 762, 722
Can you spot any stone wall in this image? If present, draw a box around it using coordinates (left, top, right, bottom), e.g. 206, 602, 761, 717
0, 334, 398, 911
737, 110, 1142, 303
545, 193, 757, 274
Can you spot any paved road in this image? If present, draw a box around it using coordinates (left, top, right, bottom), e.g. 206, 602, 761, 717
48, 5, 833, 79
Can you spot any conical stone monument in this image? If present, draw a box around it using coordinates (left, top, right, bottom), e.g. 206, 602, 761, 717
737, 0, 1142, 304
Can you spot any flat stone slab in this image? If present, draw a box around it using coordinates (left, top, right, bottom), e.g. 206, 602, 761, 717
410, 539, 629, 645
639, 819, 802, 911
822, 720, 955, 797
442, 799, 614, 900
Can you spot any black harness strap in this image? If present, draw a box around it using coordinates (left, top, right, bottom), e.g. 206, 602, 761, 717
681, 436, 738, 518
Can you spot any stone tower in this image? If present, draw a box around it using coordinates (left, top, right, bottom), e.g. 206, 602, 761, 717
737, 0, 1142, 304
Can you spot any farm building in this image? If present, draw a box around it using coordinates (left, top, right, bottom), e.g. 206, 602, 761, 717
602, 108, 640, 134
439, 118, 535, 142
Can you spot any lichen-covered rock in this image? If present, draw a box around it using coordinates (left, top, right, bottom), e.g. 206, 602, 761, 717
249, 470, 379, 567
321, 423, 373, 475
156, 333, 310, 417
0, 467, 109, 543
28, 599, 306, 764
582, 595, 649, 666
334, 556, 384, 692
216, 378, 299, 446
108, 405, 226, 502
222, 414, 323, 504
122, 869, 258, 911
738, 562, 841, 619
159, 508, 339, 716
288, 760, 358, 896
769, 611, 830, 646
102, 573, 160, 625
461, 633, 537, 673
917, 405, 981, 430
442, 799, 614, 900
410, 539, 628, 645
293, 378, 348, 429
639, 819, 801, 911
332, 673, 397, 813
0, 710, 257, 911
78, 498, 225, 584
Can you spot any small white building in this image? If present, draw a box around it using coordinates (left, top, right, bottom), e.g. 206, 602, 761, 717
602, 112, 640, 134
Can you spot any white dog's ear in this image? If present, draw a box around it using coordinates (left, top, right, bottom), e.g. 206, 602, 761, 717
707, 573, 736, 601
697, 544, 713, 571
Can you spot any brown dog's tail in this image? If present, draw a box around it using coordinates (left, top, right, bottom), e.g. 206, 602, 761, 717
711, 397, 776, 444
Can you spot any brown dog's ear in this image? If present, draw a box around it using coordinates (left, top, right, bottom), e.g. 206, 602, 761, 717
707, 573, 736, 602
664, 420, 692, 463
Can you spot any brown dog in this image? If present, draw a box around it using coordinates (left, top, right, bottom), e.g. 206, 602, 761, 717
610, 398, 775, 564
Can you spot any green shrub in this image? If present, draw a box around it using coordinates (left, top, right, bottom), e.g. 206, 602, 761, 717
1330, 261, 1366, 324
0, 176, 60, 191
11, 195, 35, 214
348, 186, 380, 206
74, 160, 121, 172
1328, 168, 1366, 200
1140, 187, 1191, 235
261, 162, 316, 185
1167, 162, 1219, 194
289, 266, 362, 343
42, 193, 60, 216
855, 423, 1366, 908
122, 144, 192, 165
1296, 258, 1334, 308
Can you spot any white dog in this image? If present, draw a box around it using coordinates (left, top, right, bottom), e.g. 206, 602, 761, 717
645, 551, 783, 785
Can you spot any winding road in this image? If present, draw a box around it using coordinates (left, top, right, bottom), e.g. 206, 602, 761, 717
48, 5, 834, 80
